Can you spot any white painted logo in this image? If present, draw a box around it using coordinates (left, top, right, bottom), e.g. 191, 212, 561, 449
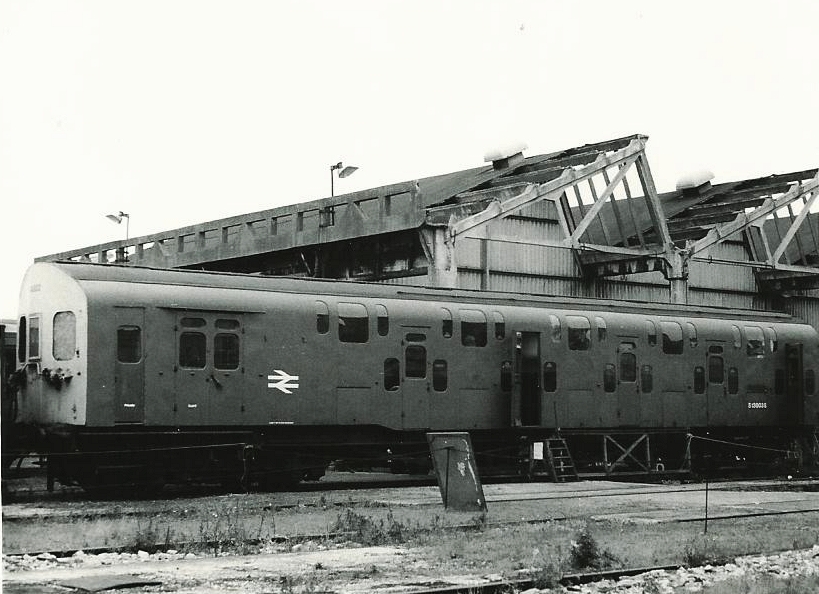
268, 370, 299, 394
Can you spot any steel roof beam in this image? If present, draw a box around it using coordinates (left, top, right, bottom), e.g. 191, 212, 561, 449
688, 171, 819, 260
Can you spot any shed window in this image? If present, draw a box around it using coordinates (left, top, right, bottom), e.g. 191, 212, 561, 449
117, 326, 142, 363
214, 333, 240, 369
316, 301, 329, 334
406, 345, 426, 378
493, 312, 505, 340
567, 316, 591, 351
745, 326, 764, 357
661, 321, 683, 355
460, 309, 487, 347
384, 358, 399, 391
53, 311, 76, 361
543, 362, 557, 393
179, 332, 206, 368
441, 308, 453, 338
433, 360, 448, 392
376, 304, 389, 336
604, 364, 616, 393
338, 302, 368, 343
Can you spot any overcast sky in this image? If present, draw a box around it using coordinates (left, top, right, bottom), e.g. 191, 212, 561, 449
1, 1, 817, 318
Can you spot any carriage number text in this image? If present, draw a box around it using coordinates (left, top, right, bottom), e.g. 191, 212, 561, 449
748, 402, 767, 409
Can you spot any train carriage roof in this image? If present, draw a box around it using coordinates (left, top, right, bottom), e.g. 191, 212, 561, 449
34, 260, 800, 324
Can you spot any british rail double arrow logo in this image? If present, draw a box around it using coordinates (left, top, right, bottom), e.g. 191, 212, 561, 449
267, 370, 300, 394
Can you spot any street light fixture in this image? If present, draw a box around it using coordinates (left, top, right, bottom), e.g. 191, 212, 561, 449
106, 211, 130, 241
330, 162, 358, 197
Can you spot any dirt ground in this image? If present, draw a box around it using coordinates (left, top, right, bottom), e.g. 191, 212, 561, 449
4, 479, 819, 593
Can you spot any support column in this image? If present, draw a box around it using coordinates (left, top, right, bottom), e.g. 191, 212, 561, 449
419, 227, 458, 288
665, 247, 690, 305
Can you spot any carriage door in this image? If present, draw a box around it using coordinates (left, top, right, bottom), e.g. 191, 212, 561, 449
784, 343, 804, 426
402, 332, 429, 429
514, 332, 541, 426
616, 341, 640, 426
114, 307, 145, 424
175, 313, 244, 426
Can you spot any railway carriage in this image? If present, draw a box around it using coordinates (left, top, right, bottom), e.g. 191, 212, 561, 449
10, 261, 819, 492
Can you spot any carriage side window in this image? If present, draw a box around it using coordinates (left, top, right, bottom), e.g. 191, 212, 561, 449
433, 360, 448, 392
641, 365, 653, 393
316, 301, 329, 334
406, 345, 426, 378
376, 304, 389, 337
595, 316, 607, 342
764, 327, 778, 352
179, 332, 206, 368
660, 321, 683, 354
744, 326, 764, 357
28, 316, 40, 360
493, 312, 505, 340
708, 355, 724, 384
549, 314, 561, 343
214, 334, 240, 370
338, 302, 368, 343
53, 311, 76, 361
460, 309, 487, 347
694, 366, 705, 394
181, 317, 206, 328
117, 326, 142, 363
501, 361, 513, 392
728, 367, 739, 394
806, 369, 816, 396
384, 358, 400, 391
543, 361, 557, 393
441, 308, 453, 338
686, 322, 698, 348
215, 318, 240, 330
732, 325, 741, 349
17, 316, 26, 363
645, 320, 657, 347
619, 345, 636, 382
604, 364, 616, 392
567, 316, 591, 351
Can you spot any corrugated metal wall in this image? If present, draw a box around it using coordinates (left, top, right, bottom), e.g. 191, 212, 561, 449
449, 214, 777, 311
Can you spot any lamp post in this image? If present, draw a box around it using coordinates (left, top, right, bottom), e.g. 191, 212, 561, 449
330, 162, 358, 197
106, 211, 130, 240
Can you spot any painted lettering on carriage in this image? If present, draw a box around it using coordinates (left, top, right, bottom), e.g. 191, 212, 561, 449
748, 402, 768, 409
268, 370, 299, 394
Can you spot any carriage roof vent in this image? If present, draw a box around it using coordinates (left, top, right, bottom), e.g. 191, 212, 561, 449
484, 141, 528, 170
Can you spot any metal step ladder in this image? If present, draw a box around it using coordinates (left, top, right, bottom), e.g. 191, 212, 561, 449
545, 438, 578, 482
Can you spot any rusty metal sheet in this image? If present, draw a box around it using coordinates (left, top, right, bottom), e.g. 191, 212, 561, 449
426, 432, 486, 512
